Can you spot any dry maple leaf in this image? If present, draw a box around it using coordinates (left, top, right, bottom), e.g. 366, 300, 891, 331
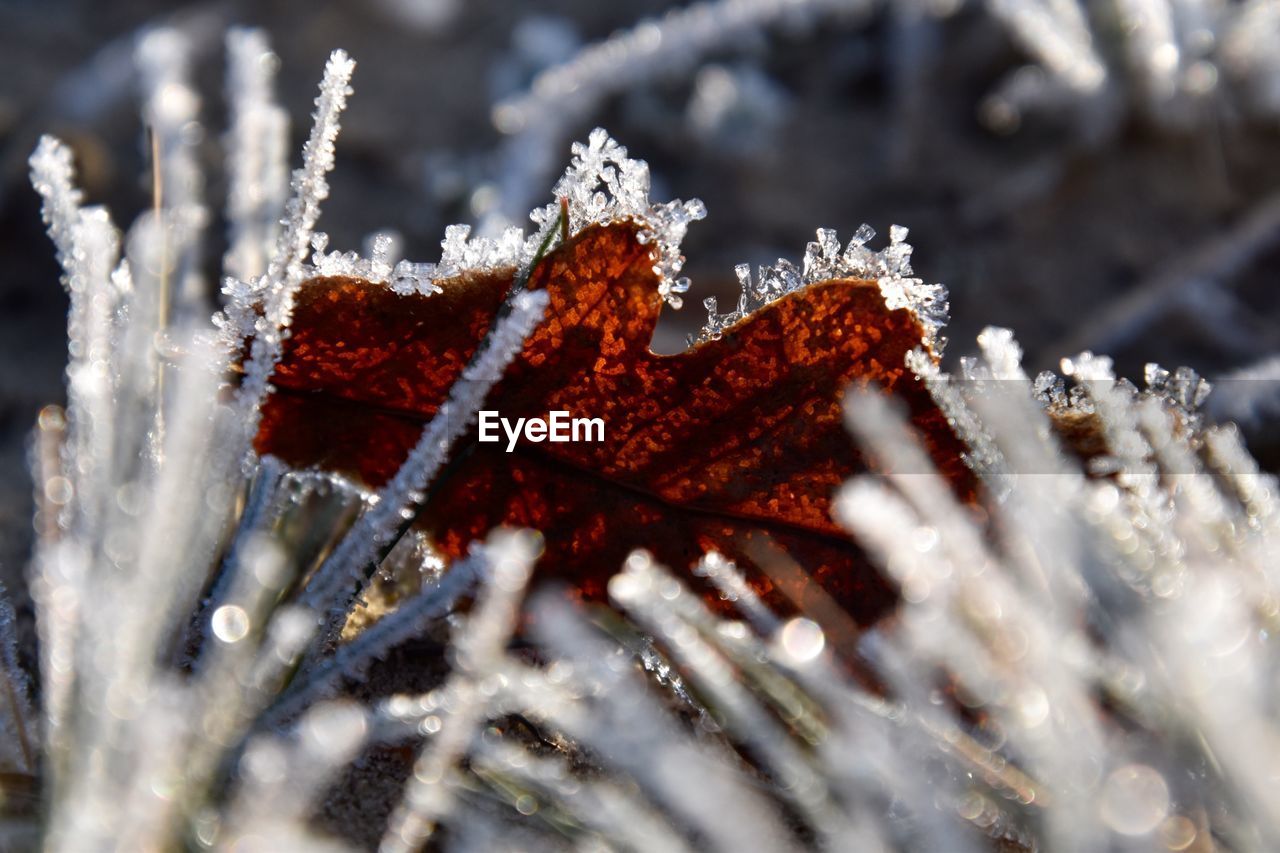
255, 220, 973, 625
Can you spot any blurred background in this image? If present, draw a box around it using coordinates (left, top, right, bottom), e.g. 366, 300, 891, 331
2, 0, 1280, 619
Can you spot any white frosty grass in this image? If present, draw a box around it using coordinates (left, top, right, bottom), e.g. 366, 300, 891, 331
13, 23, 1280, 853
223, 27, 289, 285
485, 0, 876, 232
226, 46, 355, 450
136, 26, 209, 325
481, 0, 1280, 236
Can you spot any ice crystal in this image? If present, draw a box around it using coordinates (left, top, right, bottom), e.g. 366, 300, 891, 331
435, 222, 529, 278
532, 128, 706, 308
696, 223, 947, 350
387, 260, 444, 297
291, 125, 703, 312
282, 124, 708, 316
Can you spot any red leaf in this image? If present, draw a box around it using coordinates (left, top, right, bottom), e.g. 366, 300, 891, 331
255, 221, 972, 624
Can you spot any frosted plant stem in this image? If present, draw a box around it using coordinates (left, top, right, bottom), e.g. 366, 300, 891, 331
223, 27, 288, 283
886, 0, 940, 176
982, 0, 1105, 96
29, 138, 121, 810
112, 340, 233, 697
136, 26, 209, 322
610, 553, 852, 842
27, 406, 75, 786
907, 348, 1005, 482
264, 553, 480, 729
297, 289, 548, 620
839, 391, 1109, 849
692, 551, 780, 636
109, 682, 192, 851
1047, 190, 1280, 359
380, 530, 540, 853
843, 392, 993, 578
47, 340, 236, 851
176, 538, 300, 817
223, 700, 368, 846
1203, 424, 1280, 538
1207, 353, 1280, 430
199, 455, 290, 648
469, 738, 695, 853
29, 136, 121, 548
485, 0, 871, 232
234, 49, 355, 444
523, 595, 800, 853
29, 136, 84, 268
0, 581, 35, 774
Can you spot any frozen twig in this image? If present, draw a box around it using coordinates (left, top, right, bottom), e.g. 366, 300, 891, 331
265, 553, 480, 729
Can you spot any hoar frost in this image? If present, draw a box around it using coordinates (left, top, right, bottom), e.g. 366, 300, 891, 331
15, 21, 1280, 853
695, 223, 947, 352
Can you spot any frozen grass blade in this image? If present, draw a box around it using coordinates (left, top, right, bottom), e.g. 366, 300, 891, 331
223, 27, 289, 284
136, 26, 209, 322
296, 288, 549, 623
0, 581, 35, 775
266, 551, 480, 729
379, 529, 539, 853
232, 49, 355, 441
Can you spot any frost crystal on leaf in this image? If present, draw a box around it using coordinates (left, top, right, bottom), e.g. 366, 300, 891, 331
281, 127, 704, 309
695, 223, 947, 351
388, 260, 444, 297
533, 128, 706, 308
436, 222, 530, 279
